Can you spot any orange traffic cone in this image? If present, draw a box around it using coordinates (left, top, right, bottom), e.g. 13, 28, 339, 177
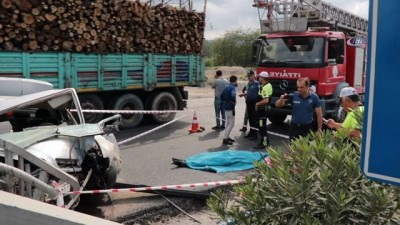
189, 112, 204, 133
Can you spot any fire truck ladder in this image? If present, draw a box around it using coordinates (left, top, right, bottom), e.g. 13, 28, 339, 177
253, 0, 368, 36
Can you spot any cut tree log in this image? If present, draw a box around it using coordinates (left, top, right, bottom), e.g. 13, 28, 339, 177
0, 0, 205, 54
1, 0, 12, 9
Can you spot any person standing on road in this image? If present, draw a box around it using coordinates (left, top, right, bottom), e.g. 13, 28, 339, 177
254, 71, 273, 149
239, 82, 249, 132
326, 87, 364, 139
220, 75, 238, 145
275, 77, 323, 141
211, 70, 229, 130
239, 70, 260, 140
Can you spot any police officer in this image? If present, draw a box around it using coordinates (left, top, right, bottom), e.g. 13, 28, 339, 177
254, 71, 273, 149
239, 70, 260, 140
275, 77, 323, 141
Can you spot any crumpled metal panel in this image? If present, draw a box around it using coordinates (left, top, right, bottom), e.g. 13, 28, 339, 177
0, 89, 70, 114
0, 124, 103, 149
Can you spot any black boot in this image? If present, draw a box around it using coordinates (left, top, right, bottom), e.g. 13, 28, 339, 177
254, 137, 269, 149
172, 158, 187, 167
223, 139, 233, 145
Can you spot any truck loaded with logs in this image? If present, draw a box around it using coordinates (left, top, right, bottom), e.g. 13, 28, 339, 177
0, 0, 206, 128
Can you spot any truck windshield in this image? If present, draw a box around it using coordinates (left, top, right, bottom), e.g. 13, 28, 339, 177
254, 36, 324, 68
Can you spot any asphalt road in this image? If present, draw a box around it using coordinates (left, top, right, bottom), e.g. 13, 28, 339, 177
87, 84, 293, 224
115, 85, 290, 188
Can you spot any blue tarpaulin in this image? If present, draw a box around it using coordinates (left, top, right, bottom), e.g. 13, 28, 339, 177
185, 150, 268, 173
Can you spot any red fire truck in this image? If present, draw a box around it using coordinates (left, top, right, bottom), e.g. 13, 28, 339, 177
252, 0, 368, 124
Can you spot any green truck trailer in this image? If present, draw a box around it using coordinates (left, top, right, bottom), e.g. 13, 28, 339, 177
0, 52, 205, 128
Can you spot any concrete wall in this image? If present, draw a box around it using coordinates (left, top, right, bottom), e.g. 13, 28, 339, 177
0, 191, 121, 225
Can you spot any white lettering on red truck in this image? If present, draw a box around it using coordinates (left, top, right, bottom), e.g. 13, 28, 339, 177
269, 72, 301, 78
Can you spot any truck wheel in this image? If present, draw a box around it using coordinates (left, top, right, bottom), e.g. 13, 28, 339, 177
79, 94, 104, 123
268, 112, 287, 124
150, 92, 177, 124
113, 94, 144, 129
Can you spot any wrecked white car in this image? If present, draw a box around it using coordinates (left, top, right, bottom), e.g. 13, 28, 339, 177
0, 78, 122, 208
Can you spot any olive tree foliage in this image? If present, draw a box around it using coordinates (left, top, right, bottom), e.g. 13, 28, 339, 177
208, 110, 400, 225
203, 29, 260, 67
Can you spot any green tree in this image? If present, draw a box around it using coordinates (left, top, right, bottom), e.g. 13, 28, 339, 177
207, 29, 260, 67
203, 40, 215, 67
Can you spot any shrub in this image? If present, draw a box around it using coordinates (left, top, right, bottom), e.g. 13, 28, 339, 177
208, 129, 400, 224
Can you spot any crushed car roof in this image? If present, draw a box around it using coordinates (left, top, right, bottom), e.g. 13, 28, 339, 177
0, 77, 53, 96
0, 88, 76, 115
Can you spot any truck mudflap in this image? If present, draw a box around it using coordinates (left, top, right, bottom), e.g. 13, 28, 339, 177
182, 90, 188, 108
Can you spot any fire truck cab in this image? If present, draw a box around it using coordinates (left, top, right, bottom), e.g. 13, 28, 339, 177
252, 0, 367, 124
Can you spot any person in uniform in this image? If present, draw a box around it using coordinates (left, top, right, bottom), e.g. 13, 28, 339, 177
275, 77, 323, 141
239, 78, 249, 132
326, 87, 364, 139
254, 71, 273, 149
239, 70, 260, 140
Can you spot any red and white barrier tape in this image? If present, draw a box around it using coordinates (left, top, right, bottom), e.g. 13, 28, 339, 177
52, 181, 65, 208
118, 114, 189, 145
64, 179, 244, 196
210, 115, 289, 139
71, 107, 289, 139
70, 109, 194, 114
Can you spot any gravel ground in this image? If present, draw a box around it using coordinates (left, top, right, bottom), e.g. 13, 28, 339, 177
149, 208, 222, 225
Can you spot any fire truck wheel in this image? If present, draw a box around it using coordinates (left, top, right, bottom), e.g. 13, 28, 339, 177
113, 94, 144, 129
150, 92, 177, 124
79, 94, 104, 123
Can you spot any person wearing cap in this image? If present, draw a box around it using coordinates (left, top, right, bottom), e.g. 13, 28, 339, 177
275, 77, 323, 141
254, 71, 273, 149
239, 70, 260, 140
211, 70, 229, 130
326, 87, 364, 139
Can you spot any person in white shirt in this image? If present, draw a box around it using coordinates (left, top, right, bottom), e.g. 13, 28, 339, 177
211, 70, 229, 130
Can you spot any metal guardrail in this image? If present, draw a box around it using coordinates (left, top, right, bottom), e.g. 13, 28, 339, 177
0, 139, 80, 208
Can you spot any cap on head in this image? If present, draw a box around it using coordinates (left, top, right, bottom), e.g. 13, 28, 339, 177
339, 87, 358, 98
247, 70, 255, 76
259, 71, 269, 78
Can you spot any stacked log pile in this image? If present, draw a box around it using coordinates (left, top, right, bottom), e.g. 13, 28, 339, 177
0, 0, 205, 54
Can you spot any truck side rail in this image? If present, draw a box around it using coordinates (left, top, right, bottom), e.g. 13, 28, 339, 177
0, 52, 205, 92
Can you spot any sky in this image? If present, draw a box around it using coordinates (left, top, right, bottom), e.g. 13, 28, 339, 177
192, 0, 369, 40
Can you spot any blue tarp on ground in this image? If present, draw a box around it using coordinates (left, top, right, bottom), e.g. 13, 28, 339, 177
185, 150, 268, 173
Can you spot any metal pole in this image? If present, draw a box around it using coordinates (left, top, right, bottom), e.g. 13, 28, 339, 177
0, 163, 58, 199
